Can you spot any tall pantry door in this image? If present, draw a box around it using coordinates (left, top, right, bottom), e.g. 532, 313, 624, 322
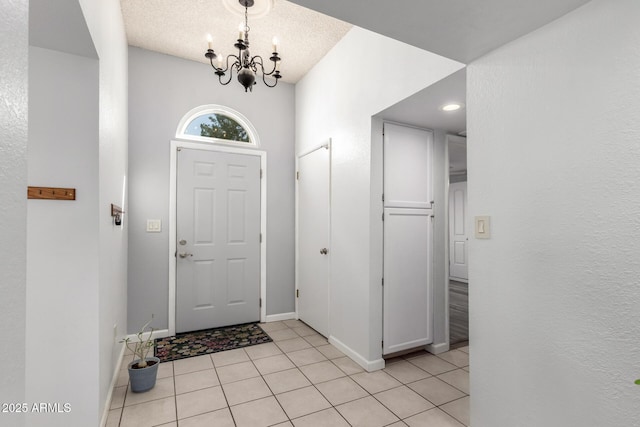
383, 123, 434, 355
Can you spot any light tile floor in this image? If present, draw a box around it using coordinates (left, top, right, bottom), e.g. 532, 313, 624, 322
107, 320, 470, 427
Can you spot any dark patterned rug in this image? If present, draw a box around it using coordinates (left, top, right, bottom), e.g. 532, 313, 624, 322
154, 322, 272, 362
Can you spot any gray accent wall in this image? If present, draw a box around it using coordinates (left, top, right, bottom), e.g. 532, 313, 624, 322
127, 47, 295, 332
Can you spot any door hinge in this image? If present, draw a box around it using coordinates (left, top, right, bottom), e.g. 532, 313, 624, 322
382, 277, 384, 287
260, 233, 262, 243
259, 298, 262, 308
296, 289, 299, 298
382, 193, 385, 202
381, 340, 384, 348
260, 169, 263, 179
382, 212, 384, 221
296, 171, 299, 180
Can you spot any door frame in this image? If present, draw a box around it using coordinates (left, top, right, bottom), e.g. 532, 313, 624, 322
295, 139, 331, 330
168, 140, 267, 337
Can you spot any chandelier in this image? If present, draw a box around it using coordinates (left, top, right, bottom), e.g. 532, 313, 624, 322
205, 0, 282, 92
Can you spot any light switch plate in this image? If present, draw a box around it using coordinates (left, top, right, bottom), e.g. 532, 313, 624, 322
475, 216, 491, 239
146, 219, 162, 233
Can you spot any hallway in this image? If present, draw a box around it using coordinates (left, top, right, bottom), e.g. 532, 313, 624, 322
107, 320, 469, 426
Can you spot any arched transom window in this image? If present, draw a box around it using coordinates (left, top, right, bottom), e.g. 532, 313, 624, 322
176, 105, 259, 147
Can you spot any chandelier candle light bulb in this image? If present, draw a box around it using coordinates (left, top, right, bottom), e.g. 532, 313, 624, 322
272, 36, 279, 53
207, 34, 213, 50
238, 23, 245, 40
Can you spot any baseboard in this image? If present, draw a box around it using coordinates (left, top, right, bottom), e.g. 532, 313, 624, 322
426, 341, 450, 355
265, 312, 297, 322
99, 343, 126, 427
329, 335, 385, 372
125, 328, 171, 341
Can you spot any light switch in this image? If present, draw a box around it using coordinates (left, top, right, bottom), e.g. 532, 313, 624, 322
146, 219, 162, 233
475, 216, 491, 239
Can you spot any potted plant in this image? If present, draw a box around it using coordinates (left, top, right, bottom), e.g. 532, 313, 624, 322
121, 319, 160, 393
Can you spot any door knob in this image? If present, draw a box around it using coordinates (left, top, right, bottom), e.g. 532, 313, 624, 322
179, 252, 193, 258
320, 248, 328, 255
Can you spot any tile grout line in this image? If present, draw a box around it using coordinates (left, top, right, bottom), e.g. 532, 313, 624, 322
272, 322, 355, 426
121, 321, 469, 426
172, 361, 177, 426
210, 352, 240, 427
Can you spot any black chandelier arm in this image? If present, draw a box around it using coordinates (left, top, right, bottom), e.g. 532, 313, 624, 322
248, 54, 280, 77
208, 52, 242, 74
218, 57, 244, 86
261, 71, 281, 87
217, 71, 234, 86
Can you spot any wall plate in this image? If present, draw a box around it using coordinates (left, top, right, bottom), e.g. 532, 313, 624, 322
146, 219, 162, 232
475, 216, 491, 239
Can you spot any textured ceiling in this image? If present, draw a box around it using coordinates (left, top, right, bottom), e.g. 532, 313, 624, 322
120, 0, 352, 84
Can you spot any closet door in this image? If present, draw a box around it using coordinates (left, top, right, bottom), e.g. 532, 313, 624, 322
383, 123, 433, 355
384, 123, 432, 208
297, 146, 330, 337
383, 208, 433, 354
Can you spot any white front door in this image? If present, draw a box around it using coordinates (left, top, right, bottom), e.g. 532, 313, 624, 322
176, 148, 261, 333
297, 146, 330, 337
449, 181, 469, 281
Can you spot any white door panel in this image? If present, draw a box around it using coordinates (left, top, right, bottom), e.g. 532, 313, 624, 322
384, 123, 433, 209
297, 146, 330, 337
449, 181, 468, 281
176, 148, 261, 333
383, 208, 433, 354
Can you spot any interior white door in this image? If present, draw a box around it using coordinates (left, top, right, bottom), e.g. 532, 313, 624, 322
176, 148, 261, 333
449, 181, 469, 281
383, 208, 433, 354
297, 146, 330, 337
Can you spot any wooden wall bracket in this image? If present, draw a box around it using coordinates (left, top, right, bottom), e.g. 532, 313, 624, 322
28, 186, 76, 200
111, 204, 124, 226
111, 204, 124, 217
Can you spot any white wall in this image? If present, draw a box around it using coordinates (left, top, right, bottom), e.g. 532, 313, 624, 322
296, 26, 463, 368
127, 47, 295, 332
26, 46, 100, 426
0, 1, 28, 424
79, 1, 130, 418
431, 129, 449, 349
467, 1, 640, 425
25, 0, 129, 425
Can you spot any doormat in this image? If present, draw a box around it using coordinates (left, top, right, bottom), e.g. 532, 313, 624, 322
154, 322, 272, 362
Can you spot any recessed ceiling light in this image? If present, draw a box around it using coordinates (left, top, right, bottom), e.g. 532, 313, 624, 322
441, 103, 464, 112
